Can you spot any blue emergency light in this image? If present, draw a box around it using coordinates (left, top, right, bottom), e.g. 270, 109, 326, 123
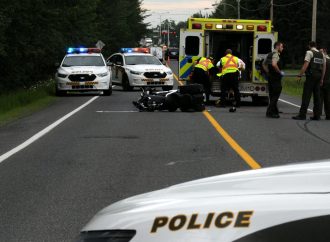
121, 48, 133, 53
67, 47, 101, 54
120, 48, 150, 53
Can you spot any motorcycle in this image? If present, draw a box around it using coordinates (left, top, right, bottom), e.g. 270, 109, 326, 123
133, 84, 205, 112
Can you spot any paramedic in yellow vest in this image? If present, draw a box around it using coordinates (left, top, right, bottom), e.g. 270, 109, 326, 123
192, 56, 214, 103
217, 49, 240, 107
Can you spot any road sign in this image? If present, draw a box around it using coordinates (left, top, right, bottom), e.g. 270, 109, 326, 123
96, 40, 105, 50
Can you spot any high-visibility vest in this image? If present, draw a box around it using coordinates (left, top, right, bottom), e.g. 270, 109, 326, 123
219, 54, 239, 76
195, 57, 214, 72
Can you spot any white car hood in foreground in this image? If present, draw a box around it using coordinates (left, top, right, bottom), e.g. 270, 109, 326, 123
126, 64, 171, 73
82, 160, 330, 242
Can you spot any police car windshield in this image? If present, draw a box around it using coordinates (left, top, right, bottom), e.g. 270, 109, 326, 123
62, 56, 105, 67
125, 55, 162, 65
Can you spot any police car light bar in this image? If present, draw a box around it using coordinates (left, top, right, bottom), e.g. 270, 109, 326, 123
121, 48, 150, 53
67, 47, 101, 54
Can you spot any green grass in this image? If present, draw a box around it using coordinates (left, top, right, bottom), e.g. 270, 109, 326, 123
0, 80, 56, 126
282, 69, 304, 97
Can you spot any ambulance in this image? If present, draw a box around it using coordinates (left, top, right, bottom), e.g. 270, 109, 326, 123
179, 18, 277, 104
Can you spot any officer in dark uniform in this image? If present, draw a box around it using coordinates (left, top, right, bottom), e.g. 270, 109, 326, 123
293, 41, 326, 120
263, 41, 284, 118
320, 48, 330, 120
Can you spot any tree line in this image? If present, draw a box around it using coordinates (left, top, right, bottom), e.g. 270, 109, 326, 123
0, 0, 148, 93
211, 0, 330, 67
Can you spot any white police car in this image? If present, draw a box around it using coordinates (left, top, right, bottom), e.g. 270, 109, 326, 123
107, 48, 174, 91
78, 160, 330, 242
55, 48, 112, 96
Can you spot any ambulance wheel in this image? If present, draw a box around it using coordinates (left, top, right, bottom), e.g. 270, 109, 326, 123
122, 75, 133, 91
194, 103, 205, 112
252, 96, 269, 106
162, 86, 173, 91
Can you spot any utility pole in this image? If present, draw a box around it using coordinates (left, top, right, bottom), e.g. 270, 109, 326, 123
237, 0, 241, 19
167, 20, 170, 48
312, 0, 317, 41
270, 0, 273, 23
159, 15, 162, 45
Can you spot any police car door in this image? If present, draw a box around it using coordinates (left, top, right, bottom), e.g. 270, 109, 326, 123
179, 29, 203, 80
254, 32, 276, 82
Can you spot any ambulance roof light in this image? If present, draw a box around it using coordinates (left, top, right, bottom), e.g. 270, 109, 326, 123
257, 25, 267, 31
192, 23, 202, 29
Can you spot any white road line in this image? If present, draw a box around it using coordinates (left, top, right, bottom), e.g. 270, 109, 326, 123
279, 98, 313, 112
0, 96, 99, 164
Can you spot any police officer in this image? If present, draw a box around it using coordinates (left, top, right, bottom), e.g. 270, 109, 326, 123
320, 48, 330, 120
191, 56, 215, 103
263, 41, 284, 118
216, 49, 240, 108
293, 41, 326, 120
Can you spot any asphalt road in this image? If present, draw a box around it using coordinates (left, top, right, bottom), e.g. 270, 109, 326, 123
0, 60, 329, 241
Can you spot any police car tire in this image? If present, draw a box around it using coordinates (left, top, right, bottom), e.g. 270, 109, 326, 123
122, 75, 133, 91
103, 87, 112, 96
162, 86, 173, 91
55, 88, 66, 97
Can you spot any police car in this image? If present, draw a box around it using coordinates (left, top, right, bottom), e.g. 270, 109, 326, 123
55, 48, 112, 96
78, 160, 330, 242
107, 48, 174, 91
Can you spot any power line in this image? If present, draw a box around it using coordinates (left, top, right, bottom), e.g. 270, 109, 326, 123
240, 3, 270, 12
273, 0, 307, 7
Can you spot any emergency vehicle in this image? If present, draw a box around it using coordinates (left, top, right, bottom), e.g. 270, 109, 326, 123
78, 160, 330, 242
179, 18, 277, 104
107, 48, 174, 91
55, 48, 112, 96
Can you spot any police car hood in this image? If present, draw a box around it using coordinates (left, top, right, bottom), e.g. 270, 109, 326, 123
82, 160, 330, 232
58, 66, 108, 75
126, 64, 170, 73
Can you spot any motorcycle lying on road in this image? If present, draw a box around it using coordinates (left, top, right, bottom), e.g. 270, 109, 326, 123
132, 84, 205, 112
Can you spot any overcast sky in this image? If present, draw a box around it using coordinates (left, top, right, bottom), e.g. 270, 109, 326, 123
142, 0, 217, 27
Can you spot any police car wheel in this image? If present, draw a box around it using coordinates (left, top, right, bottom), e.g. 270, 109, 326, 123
162, 86, 173, 91
103, 87, 112, 96
122, 75, 133, 91
55, 88, 66, 97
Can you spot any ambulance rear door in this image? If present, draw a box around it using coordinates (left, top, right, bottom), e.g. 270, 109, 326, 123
253, 32, 276, 83
179, 29, 203, 81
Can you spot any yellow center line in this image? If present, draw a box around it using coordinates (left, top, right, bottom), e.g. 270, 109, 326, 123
172, 69, 261, 170
202, 111, 261, 169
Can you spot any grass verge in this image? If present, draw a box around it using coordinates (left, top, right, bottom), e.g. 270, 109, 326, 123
0, 80, 56, 126
282, 69, 304, 97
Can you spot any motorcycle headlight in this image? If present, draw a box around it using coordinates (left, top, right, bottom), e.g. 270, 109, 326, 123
130, 70, 143, 75
57, 72, 68, 78
97, 72, 109, 77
